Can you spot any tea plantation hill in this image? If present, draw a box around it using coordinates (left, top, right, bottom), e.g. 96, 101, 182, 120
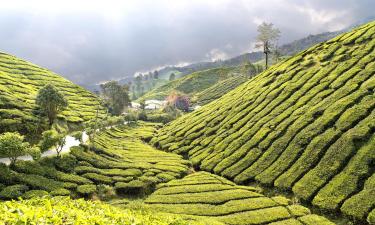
152, 20, 375, 224
138, 65, 251, 105
143, 172, 335, 225
0, 122, 190, 201
0, 52, 106, 134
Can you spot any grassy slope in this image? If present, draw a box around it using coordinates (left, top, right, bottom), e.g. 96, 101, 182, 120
0, 122, 190, 200
143, 172, 335, 225
138, 67, 246, 104
152, 21, 375, 223
0, 52, 106, 133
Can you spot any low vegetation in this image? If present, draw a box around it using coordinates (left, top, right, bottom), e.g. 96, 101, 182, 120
0, 196, 220, 225
138, 65, 256, 105
142, 172, 335, 225
0, 122, 189, 201
152, 21, 375, 223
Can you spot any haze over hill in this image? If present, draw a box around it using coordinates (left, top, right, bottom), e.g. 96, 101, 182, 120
1, 1, 374, 85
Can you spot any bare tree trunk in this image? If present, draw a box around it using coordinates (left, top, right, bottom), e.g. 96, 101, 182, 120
265, 52, 268, 69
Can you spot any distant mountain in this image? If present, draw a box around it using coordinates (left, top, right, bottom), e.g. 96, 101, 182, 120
84, 18, 374, 93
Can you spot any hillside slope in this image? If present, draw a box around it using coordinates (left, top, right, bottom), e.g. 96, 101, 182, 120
152, 21, 375, 223
144, 172, 335, 225
0, 52, 105, 134
139, 66, 256, 105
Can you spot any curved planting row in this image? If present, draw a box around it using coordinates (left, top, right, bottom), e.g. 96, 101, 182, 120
192, 73, 248, 105
0, 52, 106, 133
144, 172, 335, 225
152, 20, 375, 223
0, 122, 190, 200
139, 66, 243, 103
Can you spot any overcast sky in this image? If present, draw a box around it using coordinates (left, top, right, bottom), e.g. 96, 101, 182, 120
0, 0, 374, 84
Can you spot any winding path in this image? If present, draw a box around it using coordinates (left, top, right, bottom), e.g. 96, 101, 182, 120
0, 132, 89, 165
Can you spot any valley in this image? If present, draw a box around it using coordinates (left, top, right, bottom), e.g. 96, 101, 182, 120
0, 7, 374, 225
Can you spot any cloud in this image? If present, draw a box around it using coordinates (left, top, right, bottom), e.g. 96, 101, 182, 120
0, 0, 373, 84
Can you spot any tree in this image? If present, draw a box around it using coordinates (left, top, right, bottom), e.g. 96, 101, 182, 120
100, 81, 130, 116
0, 132, 35, 165
169, 73, 176, 81
36, 84, 68, 126
153, 70, 159, 80
134, 75, 143, 98
255, 22, 281, 69
39, 130, 66, 158
166, 91, 190, 112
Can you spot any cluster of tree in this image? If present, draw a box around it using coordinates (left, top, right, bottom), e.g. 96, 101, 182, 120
241, 60, 264, 78
130, 70, 159, 99
0, 129, 69, 165
100, 81, 130, 116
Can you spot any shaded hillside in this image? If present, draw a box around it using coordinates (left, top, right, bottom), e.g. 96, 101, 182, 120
152, 21, 375, 223
0, 52, 106, 134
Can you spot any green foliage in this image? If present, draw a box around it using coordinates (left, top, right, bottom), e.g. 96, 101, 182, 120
36, 84, 68, 125
38, 129, 66, 157
77, 184, 97, 195
100, 81, 130, 115
153, 21, 375, 222
138, 110, 148, 121
0, 184, 28, 199
0, 197, 220, 225
0, 132, 35, 164
22, 190, 49, 199
143, 172, 334, 225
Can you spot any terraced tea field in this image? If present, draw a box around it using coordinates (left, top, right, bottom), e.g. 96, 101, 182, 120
152, 21, 375, 223
138, 66, 248, 105
143, 172, 335, 225
0, 52, 106, 134
0, 122, 190, 200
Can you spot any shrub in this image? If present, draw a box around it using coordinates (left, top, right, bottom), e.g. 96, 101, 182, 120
0, 184, 29, 199
22, 190, 49, 199
54, 155, 78, 173
15, 173, 64, 192
114, 180, 146, 195
0, 132, 33, 165
82, 173, 113, 184
76, 184, 97, 195
50, 188, 70, 196
166, 91, 190, 112
97, 184, 116, 200
138, 111, 148, 121
0, 163, 16, 185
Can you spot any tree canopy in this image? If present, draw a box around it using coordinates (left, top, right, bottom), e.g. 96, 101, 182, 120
255, 22, 281, 68
0, 132, 36, 164
35, 84, 68, 126
100, 81, 130, 116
